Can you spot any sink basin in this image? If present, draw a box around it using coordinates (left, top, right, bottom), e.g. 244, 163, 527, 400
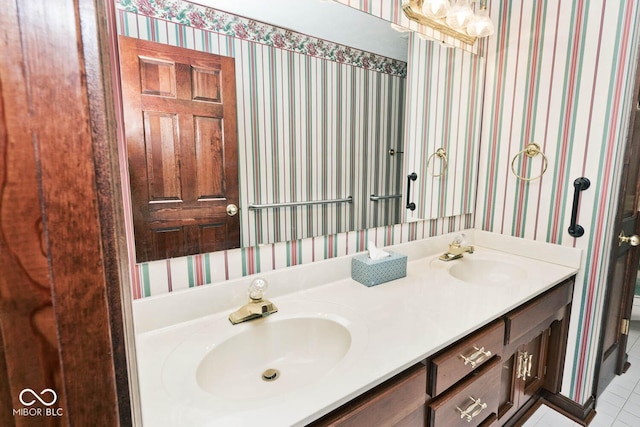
160, 300, 368, 404
196, 317, 351, 399
448, 258, 527, 285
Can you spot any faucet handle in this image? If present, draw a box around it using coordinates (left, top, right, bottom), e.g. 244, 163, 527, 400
452, 233, 467, 246
248, 278, 268, 300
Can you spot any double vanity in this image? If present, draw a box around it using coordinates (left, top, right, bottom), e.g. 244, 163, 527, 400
133, 230, 581, 426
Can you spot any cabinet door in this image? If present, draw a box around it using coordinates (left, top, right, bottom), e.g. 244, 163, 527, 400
497, 353, 519, 423
521, 329, 550, 402
497, 328, 551, 425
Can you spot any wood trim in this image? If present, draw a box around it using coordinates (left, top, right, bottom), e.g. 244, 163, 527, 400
541, 392, 597, 426
79, 0, 137, 425
0, 0, 131, 424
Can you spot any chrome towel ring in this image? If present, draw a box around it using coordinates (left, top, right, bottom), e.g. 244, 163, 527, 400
427, 148, 447, 177
511, 143, 548, 181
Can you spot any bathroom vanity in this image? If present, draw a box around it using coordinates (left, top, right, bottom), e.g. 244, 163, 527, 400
310, 277, 573, 427
133, 230, 581, 427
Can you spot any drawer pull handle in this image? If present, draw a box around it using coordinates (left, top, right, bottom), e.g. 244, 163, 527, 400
456, 396, 487, 422
460, 346, 491, 368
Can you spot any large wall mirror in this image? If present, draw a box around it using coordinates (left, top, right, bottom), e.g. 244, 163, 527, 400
115, 0, 483, 264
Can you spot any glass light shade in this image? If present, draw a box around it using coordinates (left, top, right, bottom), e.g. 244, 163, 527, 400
421, 0, 450, 19
445, 0, 474, 29
466, 8, 495, 37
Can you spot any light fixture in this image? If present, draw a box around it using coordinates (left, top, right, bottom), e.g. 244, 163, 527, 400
446, 0, 474, 29
402, 0, 495, 44
421, 0, 450, 18
466, 3, 495, 37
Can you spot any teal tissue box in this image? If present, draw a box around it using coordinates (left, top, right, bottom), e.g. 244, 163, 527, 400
351, 252, 407, 287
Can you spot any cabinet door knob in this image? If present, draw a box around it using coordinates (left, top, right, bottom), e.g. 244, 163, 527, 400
618, 231, 640, 246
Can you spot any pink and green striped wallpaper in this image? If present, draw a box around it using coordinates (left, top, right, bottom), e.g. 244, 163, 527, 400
118, 0, 640, 409
116, 0, 407, 247
476, 0, 640, 404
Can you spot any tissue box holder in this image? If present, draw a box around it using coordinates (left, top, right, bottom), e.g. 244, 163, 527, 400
351, 252, 407, 287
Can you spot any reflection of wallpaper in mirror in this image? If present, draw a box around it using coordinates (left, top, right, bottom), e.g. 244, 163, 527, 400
116, 0, 407, 248
404, 34, 486, 221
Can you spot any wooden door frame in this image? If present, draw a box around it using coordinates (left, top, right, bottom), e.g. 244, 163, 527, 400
1, 0, 135, 424
593, 46, 640, 398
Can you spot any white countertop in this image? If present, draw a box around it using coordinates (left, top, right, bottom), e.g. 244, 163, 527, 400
133, 230, 581, 426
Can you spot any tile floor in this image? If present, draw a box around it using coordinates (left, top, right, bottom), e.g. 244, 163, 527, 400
522, 320, 640, 426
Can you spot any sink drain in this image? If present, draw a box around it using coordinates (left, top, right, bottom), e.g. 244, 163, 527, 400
262, 368, 280, 382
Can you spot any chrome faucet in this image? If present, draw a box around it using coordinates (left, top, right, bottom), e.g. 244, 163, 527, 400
439, 235, 474, 261
229, 278, 278, 325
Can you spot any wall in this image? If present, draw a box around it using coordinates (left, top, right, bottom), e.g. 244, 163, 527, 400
121, 0, 640, 409
475, 0, 640, 403
116, 0, 406, 249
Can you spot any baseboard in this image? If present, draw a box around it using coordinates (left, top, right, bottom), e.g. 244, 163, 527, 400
541, 391, 596, 426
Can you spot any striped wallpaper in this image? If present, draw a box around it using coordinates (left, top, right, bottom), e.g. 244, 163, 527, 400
116, 1, 406, 247
120, 0, 640, 409
403, 33, 485, 221
475, 0, 640, 404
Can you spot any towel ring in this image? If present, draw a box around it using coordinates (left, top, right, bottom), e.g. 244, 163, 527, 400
511, 143, 548, 182
427, 148, 447, 177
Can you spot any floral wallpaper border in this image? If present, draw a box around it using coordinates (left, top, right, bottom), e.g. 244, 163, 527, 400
116, 0, 407, 77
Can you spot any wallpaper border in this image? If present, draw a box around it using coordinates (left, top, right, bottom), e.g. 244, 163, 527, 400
116, 0, 407, 77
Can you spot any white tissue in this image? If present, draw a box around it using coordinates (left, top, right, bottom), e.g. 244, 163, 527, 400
368, 241, 390, 260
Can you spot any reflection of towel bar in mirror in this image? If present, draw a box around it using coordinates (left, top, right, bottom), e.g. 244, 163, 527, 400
511, 143, 548, 181
248, 196, 353, 209
370, 194, 402, 201
427, 148, 447, 177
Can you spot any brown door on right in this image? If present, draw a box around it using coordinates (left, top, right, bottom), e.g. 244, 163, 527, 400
597, 49, 640, 396
119, 36, 240, 262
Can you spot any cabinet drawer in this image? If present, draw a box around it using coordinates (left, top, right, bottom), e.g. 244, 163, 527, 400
505, 279, 573, 345
428, 320, 504, 396
427, 357, 501, 427
309, 363, 427, 427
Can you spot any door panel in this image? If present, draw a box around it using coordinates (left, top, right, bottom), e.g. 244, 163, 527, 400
522, 331, 548, 400
597, 49, 640, 395
119, 36, 240, 262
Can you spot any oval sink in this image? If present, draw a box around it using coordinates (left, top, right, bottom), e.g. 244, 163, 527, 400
196, 317, 351, 400
161, 300, 369, 405
448, 258, 527, 285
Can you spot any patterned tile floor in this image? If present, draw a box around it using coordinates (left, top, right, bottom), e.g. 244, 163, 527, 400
523, 321, 640, 427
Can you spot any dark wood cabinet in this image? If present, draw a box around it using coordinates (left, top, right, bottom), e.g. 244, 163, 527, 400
308, 362, 428, 427
498, 278, 573, 426
498, 328, 551, 423
308, 277, 574, 427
